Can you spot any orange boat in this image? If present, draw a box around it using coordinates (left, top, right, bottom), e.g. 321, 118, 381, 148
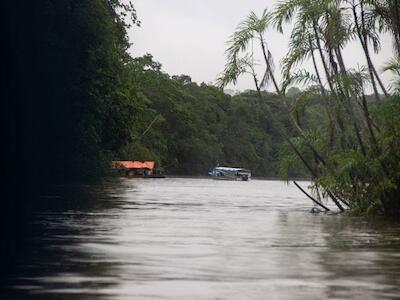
112, 161, 165, 178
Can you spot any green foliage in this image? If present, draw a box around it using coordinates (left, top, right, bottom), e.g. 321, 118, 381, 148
266, 0, 400, 218
120, 55, 289, 176
383, 59, 400, 94
7, 0, 143, 182
11, 0, 399, 219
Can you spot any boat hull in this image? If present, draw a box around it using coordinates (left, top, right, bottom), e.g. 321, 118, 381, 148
126, 174, 166, 178
209, 166, 251, 181
211, 176, 249, 181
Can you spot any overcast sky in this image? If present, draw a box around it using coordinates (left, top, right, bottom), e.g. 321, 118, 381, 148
128, 0, 394, 92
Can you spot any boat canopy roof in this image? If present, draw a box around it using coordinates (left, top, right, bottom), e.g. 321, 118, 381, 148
214, 166, 250, 172
112, 161, 155, 170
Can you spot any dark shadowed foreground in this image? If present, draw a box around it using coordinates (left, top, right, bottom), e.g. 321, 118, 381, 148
1, 178, 400, 299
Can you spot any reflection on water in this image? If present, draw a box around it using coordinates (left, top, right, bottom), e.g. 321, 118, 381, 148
1, 178, 400, 299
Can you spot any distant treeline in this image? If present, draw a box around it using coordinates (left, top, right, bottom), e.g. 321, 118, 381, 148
3, 0, 306, 184
1, 0, 305, 272
118, 55, 305, 177
2, 0, 400, 275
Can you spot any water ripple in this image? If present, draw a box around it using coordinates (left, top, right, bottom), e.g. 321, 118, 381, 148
2, 178, 400, 300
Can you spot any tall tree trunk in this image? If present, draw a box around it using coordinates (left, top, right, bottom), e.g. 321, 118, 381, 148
360, 1, 381, 102
323, 16, 367, 156
310, 36, 326, 95
353, 3, 388, 98
313, 20, 336, 93
335, 47, 347, 75
363, 42, 381, 102
361, 90, 379, 152
256, 33, 345, 211
310, 36, 336, 149
312, 20, 346, 140
393, 0, 400, 58
260, 33, 328, 165
251, 73, 316, 177
251, 72, 345, 212
327, 45, 339, 78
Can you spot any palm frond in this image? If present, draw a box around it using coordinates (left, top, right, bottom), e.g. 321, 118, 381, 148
216, 56, 253, 88
382, 58, 400, 94
260, 50, 275, 89
285, 69, 320, 88
272, 0, 300, 32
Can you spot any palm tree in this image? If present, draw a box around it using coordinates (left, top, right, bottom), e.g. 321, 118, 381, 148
274, 0, 347, 145
366, 0, 400, 58
232, 10, 336, 166
218, 57, 345, 212
226, 9, 281, 94
274, 0, 339, 92
350, 0, 389, 98
218, 57, 318, 178
218, 10, 346, 211
277, 0, 376, 156
319, 0, 372, 156
222, 1, 400, 216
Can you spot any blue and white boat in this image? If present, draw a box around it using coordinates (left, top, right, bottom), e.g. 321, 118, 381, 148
209, 166, 251, 181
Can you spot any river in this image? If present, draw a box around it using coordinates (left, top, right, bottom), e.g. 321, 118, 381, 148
2, 178, 400, 299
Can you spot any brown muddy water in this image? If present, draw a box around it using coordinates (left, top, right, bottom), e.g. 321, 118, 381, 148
1, 178, 400, 299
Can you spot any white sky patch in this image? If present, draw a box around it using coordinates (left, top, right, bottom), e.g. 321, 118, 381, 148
128, 0, 395, 93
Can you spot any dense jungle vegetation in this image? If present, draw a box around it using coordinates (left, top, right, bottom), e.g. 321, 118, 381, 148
0, 0, 301, 273
3, 0, 305, 183
218, 0, 400, 218
1, 1, 400, 272
118, 58, 297, 177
